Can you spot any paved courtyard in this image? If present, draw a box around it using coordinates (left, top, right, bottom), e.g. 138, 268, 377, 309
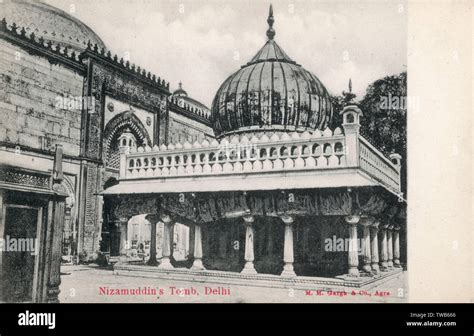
59, 265, 408, 303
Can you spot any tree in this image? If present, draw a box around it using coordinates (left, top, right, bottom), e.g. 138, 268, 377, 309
358, 72, 407, 194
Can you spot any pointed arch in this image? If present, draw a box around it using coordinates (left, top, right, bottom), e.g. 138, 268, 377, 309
103, 111, 152, 169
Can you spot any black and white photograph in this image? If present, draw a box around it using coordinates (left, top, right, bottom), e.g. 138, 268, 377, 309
0, 0, 472, 330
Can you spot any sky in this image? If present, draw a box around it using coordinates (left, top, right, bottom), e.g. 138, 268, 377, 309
46, 0, 407, 108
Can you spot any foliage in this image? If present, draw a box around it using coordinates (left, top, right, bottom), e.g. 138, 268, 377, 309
359, 72, 407, 157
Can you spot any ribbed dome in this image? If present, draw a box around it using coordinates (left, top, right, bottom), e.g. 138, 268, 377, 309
211, 5, 333, 137
2, 0, 106, 53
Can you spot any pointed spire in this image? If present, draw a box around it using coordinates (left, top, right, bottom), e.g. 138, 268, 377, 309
342, 78, 356, 105
266, 4, 275, 40
179, 81, 183, 90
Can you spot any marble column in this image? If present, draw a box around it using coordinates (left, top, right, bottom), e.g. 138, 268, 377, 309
346, 215, 360, 277
280, 215, 296, 277
191, 224, 205, 270
361, 219, 372, 274
170, 223, 175, 261
241, 214, 257, 274
158, 215, 174, 269
188, 225, 195, 261
146, 215, 159, 266
393, 226, 401, 267
370, 222, 380, 273
380, 225, 389, 271
387, 226, 394, 268
119, 218, 129, 256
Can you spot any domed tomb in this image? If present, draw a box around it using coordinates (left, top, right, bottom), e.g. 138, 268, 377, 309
2, 0, 106, 53
211, 5, 333, 137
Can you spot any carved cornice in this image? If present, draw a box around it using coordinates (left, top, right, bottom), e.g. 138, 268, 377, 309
80, 43, 170, 96
105, 188, 405, 226
0, 18, 84, 74
168, 99, 211, 126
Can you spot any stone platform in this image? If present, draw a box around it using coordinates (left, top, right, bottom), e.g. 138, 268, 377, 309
113, 263, 403, 291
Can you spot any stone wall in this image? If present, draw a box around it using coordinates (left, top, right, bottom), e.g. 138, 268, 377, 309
169, 110, 214, 144
0, 39, 83, 156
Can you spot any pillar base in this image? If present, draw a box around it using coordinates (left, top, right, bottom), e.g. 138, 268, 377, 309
362, 264, 372, 273
394, 260, 401, 268
280, 263, 296, 277
147, 258, 158, 266
158, 257, 174, 269
46, 286, 60, 303
116, 255, 129, 265
371, 263, 380, 273
241, 262, 257, 274
191, 258, 205, 270
348, 267, 359, 277
387, 261, 394, 269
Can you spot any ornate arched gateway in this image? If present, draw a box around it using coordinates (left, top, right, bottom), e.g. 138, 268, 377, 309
103, 111, 152, 170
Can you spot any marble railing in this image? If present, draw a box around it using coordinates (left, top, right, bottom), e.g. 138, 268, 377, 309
119, 127, 401, 192
358, 137, 401, 192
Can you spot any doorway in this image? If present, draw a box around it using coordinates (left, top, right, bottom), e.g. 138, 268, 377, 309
1, 204, 42, 302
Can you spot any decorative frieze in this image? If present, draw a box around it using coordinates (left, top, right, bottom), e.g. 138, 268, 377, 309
0, 166, 50, 190
107, 189, 398, 226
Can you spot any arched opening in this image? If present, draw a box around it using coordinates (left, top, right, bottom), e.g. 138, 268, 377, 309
312, 144, 322, 156
293, 216, 347, 277
60, 178, 77, 264
280, 146, 288, 157
345, 113, 355, 124
290, 146, 299, 157
323, 143, 332, 155
103, 112, 152, 170
302, 145, 310, 156
269, 147, 277, 158
202, 218, 244, 272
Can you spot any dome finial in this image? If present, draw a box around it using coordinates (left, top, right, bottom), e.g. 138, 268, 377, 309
266, 4, 275, 40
